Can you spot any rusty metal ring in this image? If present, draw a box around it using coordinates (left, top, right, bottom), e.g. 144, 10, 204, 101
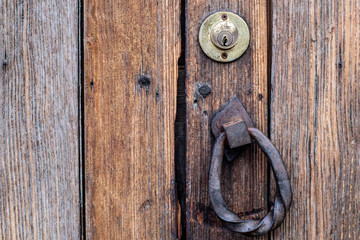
209, 128, 292, 236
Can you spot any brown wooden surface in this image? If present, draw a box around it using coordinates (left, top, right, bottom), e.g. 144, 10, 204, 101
2, 1, 359, 239
270, 0, 360, 239
0, 0, 80, 239
84, 0, 181, 239
185, 1, 269, 239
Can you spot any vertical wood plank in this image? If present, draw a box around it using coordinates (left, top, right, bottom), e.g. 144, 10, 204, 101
185, 1, 269, 239
271, 0, 360, 239
0, 0, 79, 239
84, 0, 181, 239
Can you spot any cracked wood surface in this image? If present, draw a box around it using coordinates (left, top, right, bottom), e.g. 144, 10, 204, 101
84, 0, 181, 239
0, 0, 80, 239
185, 1, 269, 239
270, 0, 360, 239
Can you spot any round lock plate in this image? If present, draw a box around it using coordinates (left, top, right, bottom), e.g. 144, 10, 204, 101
199, 12, 250, 62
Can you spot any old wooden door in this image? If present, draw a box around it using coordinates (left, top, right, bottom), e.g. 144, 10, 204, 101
1, 0, 359, 239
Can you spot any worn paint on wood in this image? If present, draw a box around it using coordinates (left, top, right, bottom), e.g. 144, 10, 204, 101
84, 0, 181, 239
0, 0, 79, 239
270, 0, 360, 239
185, 1, 269, 239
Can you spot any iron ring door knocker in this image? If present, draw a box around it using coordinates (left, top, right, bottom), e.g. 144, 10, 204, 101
209, 97, 292, 236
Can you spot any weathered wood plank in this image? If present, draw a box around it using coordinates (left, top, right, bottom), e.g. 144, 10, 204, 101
270, 0, 360, 239
0, 1, 79, 239
185, 1, 269, 239
84, 0, 181, 239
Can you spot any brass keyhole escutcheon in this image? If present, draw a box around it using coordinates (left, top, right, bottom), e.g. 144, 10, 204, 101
199, 12, 250, 62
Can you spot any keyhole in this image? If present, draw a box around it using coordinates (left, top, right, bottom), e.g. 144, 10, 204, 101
217, 32, 233, 48
222, 36, 228, 46
213, 29, 236, 50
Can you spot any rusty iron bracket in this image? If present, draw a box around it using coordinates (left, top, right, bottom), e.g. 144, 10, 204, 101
211, 97, 254, 161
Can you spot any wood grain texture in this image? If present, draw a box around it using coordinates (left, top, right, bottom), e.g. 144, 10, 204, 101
185, 1, 269, 239
0, 0, 79, 239
270, 0, 360, 239
84, 0, 181, 239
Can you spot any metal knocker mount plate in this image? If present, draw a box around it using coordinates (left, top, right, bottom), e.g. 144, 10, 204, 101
209, 97, 292, 236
